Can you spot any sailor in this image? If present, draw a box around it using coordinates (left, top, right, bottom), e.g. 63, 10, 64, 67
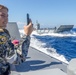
0, 4, 33, 75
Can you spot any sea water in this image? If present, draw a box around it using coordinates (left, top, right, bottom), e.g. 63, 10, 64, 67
19, 28, 76, 64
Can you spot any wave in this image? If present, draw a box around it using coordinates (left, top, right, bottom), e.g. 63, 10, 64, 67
30, 35, 69, 64
19, 29, 76, 64
32, 30, 76, 37
19, 29, 76, 37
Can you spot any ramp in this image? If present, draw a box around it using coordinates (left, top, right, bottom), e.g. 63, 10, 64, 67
55, 25, 74, 33
11, 47, 76, 75
6, 22, 21, 40
6, 22, 67, 75
10, 47, 67, 75
22, 68, 66, 75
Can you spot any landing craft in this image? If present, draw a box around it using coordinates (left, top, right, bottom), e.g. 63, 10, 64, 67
6, 22, 76, 75
5, 13, 75, 75
35, 22, 74, 34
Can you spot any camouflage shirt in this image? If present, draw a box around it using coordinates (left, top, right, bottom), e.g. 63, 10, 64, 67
0, 29, 30, 59
21, 35, 30, 57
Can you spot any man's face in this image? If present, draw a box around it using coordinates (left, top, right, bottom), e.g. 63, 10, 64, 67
0, 9, 8, 29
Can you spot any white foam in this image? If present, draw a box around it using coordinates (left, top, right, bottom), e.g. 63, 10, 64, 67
19, 29, 76, 64
33, 31, 76, 37
19, 29, 76, 37
30, 35, 69, 64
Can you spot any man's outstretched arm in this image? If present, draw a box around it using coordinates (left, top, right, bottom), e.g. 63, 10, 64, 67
21, 21, 33, 58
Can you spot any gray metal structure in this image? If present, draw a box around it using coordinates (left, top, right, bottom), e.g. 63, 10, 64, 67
36, 25, 74, 34
55, 25, 74, 33
6, 22, 76, 75
6, 22, 21, 40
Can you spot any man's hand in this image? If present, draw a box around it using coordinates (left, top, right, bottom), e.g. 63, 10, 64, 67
24, 22, 33, 36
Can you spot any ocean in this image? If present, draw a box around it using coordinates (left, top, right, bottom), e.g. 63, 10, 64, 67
19, 28, 76, 64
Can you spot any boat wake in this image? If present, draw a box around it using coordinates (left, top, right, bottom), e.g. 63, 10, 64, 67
19, 29, 76, 64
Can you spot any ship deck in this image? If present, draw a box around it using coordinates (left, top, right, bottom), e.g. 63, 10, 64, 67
6, 22, 68, 75
11, 47, 68, 75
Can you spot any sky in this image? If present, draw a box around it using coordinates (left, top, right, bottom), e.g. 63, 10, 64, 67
0, 0, 76, 28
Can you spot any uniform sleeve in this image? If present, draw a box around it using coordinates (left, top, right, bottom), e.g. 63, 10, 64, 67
21, 35, 31, 57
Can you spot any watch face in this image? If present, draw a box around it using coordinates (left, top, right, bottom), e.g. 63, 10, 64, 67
0, 32, 8, 45
0, 35, 7, 44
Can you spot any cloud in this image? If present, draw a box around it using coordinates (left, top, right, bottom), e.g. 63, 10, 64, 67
17, 21, 26, 25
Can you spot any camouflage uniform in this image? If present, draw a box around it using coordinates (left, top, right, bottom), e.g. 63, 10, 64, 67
16, 35, 30, 63
0, 29, 30, 74
0, 29, 12, 75
21, 35, 30, 57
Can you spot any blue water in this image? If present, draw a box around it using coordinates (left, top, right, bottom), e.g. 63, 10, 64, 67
32, 28, 76, 62
50, 36, 76, 61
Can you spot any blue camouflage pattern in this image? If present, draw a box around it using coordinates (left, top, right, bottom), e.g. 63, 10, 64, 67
21, 35, 30, 57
